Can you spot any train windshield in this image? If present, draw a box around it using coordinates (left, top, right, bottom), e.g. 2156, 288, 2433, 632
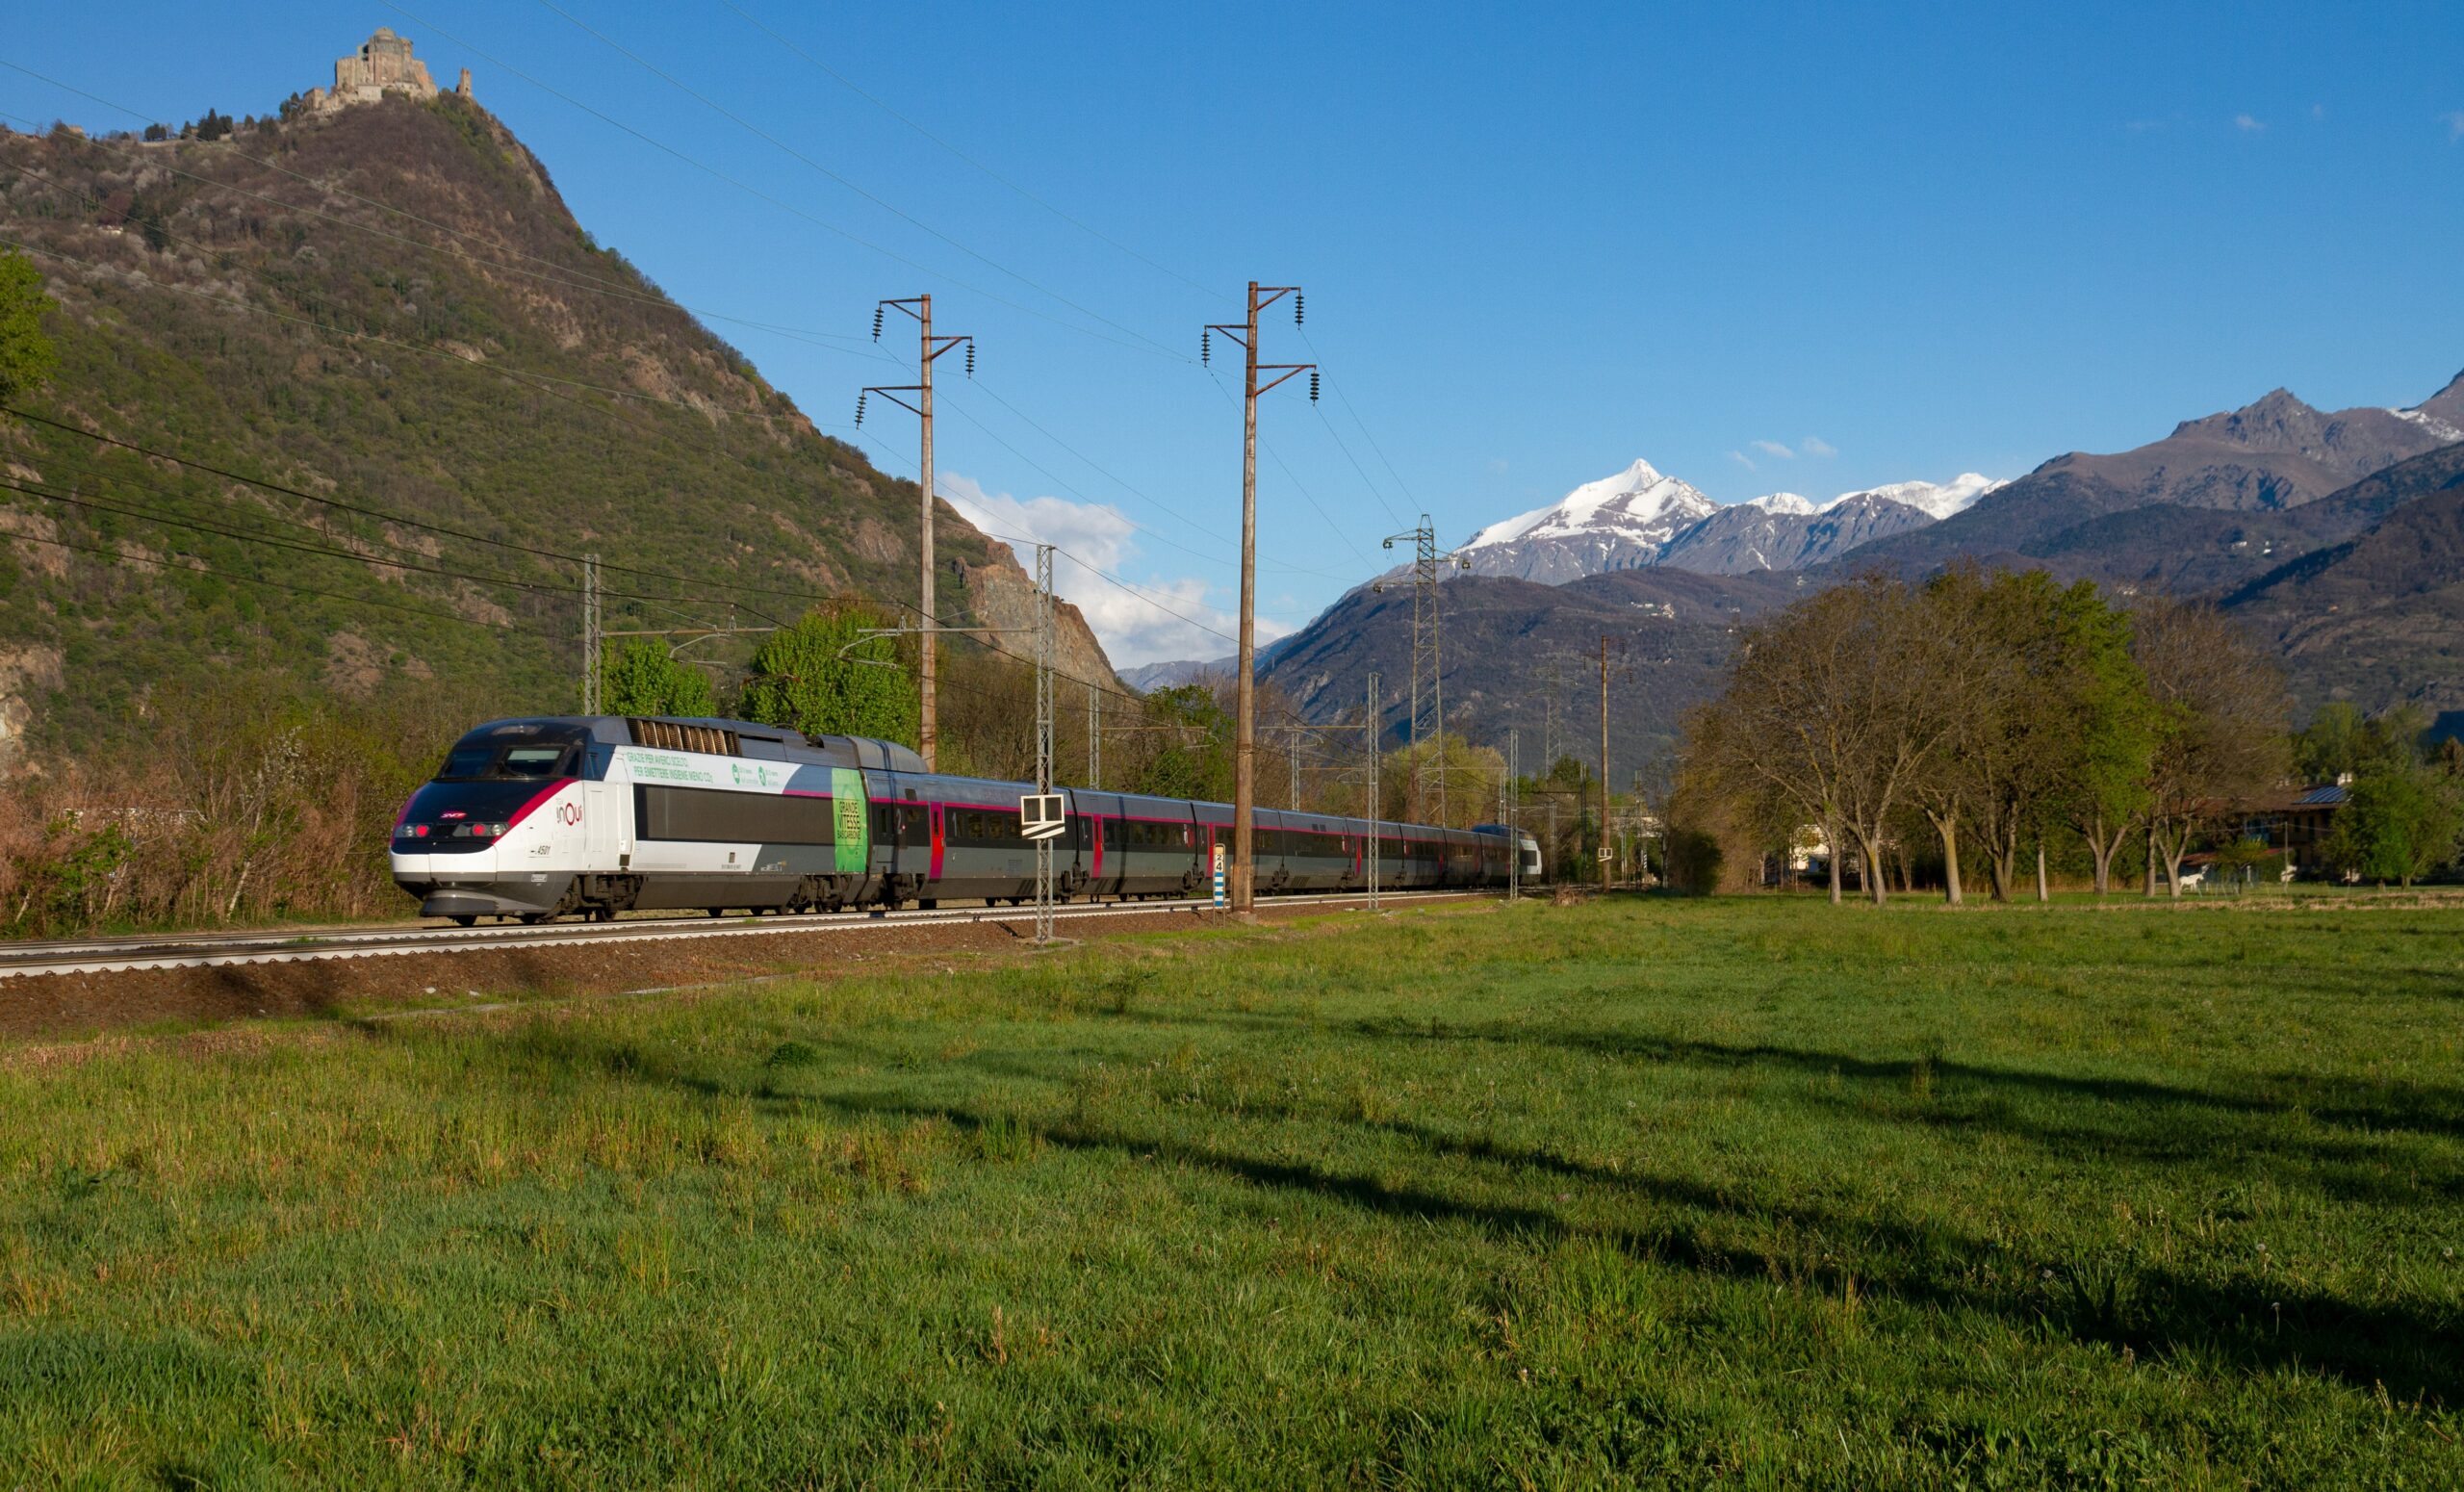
437, 723, 587, 782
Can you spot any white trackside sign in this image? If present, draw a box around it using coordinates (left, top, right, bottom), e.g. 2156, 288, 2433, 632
1019, 793, 1066, 841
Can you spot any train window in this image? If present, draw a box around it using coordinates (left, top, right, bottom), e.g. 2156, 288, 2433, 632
500, 746, 568, 778
438, 726, 584, 783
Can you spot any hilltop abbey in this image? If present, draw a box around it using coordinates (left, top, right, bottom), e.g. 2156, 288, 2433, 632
301, 29, 471, 116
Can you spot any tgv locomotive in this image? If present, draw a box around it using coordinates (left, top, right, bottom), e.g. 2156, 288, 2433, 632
392, 715, 1545, 924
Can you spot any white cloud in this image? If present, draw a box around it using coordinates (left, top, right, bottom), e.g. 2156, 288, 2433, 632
1751, 439, 1795, 459
2444, 111, 2464, 142
2234, 113, 2266, 132
1486, 457, 1509, 476
1728, 450, 1757, 473
937, 472, 1282, 669
1801, 435, 1836, 458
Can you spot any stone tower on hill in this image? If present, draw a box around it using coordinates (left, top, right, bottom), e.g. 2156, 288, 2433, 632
304, 29, 466, 116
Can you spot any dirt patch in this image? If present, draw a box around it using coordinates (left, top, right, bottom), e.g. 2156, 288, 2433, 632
0, 895, 1485, 1050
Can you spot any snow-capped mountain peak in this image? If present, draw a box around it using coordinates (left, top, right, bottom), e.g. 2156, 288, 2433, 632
1741, 491, 1817, 516
1825, 473, 2003, 521
1455, 458, 1717, 583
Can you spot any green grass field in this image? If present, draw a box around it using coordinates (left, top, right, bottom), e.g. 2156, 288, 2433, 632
3, 895, 2461, 1488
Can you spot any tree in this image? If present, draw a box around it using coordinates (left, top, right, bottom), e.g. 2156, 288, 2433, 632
2132, 598, 2292, 896
2322, 759, 2464, 887
2296, 702, 2424, 784
143, 121, 169, 141
0, 249, 57, 403
2051, 586, 2158, 895
1131, 683, 1233, 802
599, 640, 714, 718
1685, 574, 1959, 906
738, 606, 919, 746
1903, 566, 2027, 905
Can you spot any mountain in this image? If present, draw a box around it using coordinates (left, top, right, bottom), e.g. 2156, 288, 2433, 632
0, 81, 1114, 757
1852, 384, 2464, 583
2413, 370, 2464, 429
1656, 476, 1998, 576
2220, 442, 2464, 712
1454, 459, 1718, 582
1118, 658, 1222, 692
1257, 565, 1800, 780
1845, 473, 2003, 521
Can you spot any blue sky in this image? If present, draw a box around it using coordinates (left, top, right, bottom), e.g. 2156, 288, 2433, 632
8, 2, 2464, 663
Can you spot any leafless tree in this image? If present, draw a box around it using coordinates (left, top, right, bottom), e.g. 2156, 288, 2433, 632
2132, 597, 2292, 896
1686, 574, 1960, 906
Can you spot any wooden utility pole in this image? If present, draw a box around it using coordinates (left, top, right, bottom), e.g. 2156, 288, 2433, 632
859, 296, 973, 771
1599, 635, 1613, 888
1203, 284, 1315, 917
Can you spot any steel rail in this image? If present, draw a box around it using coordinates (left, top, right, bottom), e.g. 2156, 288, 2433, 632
0, 890, 1485, 980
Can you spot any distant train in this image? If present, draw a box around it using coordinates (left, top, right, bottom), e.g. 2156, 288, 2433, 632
391, 715, 1544, 924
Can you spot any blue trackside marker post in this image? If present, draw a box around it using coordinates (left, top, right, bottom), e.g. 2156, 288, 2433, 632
1213, 845, 1226, 909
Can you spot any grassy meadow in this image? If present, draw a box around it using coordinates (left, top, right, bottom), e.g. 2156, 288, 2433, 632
2, 894, 2461, 1487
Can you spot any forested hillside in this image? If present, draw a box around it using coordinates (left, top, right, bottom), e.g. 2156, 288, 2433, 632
0, 93, 1112, 759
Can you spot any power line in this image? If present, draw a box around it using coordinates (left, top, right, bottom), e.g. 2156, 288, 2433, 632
1200, 362, 1376, 572
715, 0, 1227, 308
1297, 326, 1423, 527
956, 378, 1354, 579
375, 1, 1184, 363
1, 407, 843, 618
0, 223, 821, 435
0, 90, 895, 362
531, 0, 1194, 365
0, 477, 564, 638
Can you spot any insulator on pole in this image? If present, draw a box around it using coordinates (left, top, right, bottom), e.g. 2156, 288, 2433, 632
871, 306, 884, 341
1201, 327, 1211, 365
855, 391, 867, 426
1309, 370, 1321, 403
964, 341, 975, 377
1295, 291, 1304, 325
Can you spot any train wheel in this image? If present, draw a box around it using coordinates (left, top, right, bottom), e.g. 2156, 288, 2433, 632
451, 914, 476, 928
522, 913, 549, 925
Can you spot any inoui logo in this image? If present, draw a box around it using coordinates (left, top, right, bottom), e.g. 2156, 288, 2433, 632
556, 802, 584, 826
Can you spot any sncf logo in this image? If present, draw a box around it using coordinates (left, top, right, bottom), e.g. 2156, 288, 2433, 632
555, 802, 584, 826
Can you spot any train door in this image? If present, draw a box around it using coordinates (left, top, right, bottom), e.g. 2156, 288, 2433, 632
582, 780, 616, 863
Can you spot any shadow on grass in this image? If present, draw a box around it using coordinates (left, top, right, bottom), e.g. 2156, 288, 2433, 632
1121, 1006, 2464, 1211
1319, 1014, 2464, 1145
500, 1021, 2464, 1405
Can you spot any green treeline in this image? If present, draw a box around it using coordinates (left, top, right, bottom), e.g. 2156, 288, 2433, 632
1674, 567, 2464, 898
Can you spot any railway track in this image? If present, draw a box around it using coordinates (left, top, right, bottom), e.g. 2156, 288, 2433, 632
0, 890, 1485, 980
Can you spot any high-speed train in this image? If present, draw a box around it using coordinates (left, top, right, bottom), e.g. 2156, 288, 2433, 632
391, 715, 1544, 924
